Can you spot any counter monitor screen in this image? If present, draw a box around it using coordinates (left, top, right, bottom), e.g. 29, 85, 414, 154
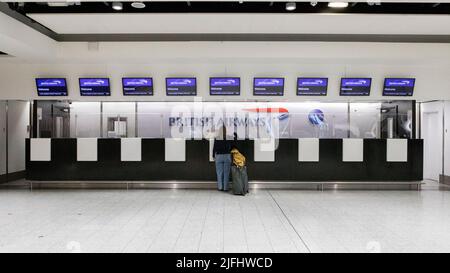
340, 78, 372, 96
36, 78, 68, 96
166, 78, 197, 96
122, 78, 153, 95
383, 78, 415, 96
297, 78, 328, 96
79, 78, 110, 96
210, 77, 240, 95
253, 78, 284, 96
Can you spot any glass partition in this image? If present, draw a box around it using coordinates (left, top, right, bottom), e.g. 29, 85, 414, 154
288, 103, 348, 138
35, 100, 70, 138
70, 102, 101, 138
349, 103, 381, 138
32, 100, 416, 140
102, 102, 136, 138
137, 102, 163, 138
380, 100, 415, 139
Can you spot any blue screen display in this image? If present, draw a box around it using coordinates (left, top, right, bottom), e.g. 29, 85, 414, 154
79, 78, 110, 96
383, 78, 415, 96
210, 77, 240, 95
253, 78, 284, 96
166, 78, 197, 96
122, 78, 153, 95
36, 78, 68, 96
340, 78, 372, 96
297, 78, 328, 96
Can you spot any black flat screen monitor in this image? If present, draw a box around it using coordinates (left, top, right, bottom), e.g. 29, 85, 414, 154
210, 77, 240, 95
79, 78, 110, 96
166, 78, 197, 96
297, 78, 328, 96
253, 78, 284, 96
36, 78, 68, 96
340, 78, 372, 96
383, 78, 415, 96
122, 78, 153, 95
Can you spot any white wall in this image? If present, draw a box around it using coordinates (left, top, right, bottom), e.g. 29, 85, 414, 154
0, 102, 6, 175
444, 102, 450, 177
7, 101, 30, 173
421, 101, 444, 181
0, 42, 450, 102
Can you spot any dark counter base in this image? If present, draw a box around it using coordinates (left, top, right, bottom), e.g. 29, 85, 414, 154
26, 138, 423, 182
0, 170, 26, 183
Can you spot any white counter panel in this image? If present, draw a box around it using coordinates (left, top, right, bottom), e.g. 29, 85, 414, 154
30, 138, 51, 161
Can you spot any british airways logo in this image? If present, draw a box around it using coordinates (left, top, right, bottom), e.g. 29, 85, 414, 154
81, 79, 108, 86
242, 107, 289, 121
255, 79, 283, 86
215, 79, 234, 83
308, 109, 325, 126
40, 80, 62, 86
168, 79, 195, 85
168, 107, 290, 128
124, 78, 151, 86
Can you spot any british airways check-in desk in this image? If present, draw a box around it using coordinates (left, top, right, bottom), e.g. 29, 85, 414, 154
25, 138, 423, 182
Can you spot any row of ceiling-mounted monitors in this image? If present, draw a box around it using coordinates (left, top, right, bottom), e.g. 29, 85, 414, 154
35, 77, 415, 97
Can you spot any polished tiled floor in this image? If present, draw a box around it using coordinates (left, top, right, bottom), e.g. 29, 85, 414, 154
1, 181, 450, 253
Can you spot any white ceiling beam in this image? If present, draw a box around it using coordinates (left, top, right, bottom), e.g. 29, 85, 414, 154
27, 13, 450, 35
0, 11, 57, 59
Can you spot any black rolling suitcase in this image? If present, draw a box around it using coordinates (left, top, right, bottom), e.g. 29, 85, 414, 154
231, 166, 249, 195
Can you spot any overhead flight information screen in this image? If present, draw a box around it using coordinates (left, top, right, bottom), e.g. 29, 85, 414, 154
166, 78, 197, 96
79, 78, 111, 96
340, 78, 372, 96
122, 78, 153, 95
36, 78, 68, 96
253, 78, 284, 96
383, 78, 415, 96
297, 78, 328, 96
210, 77, 240, 95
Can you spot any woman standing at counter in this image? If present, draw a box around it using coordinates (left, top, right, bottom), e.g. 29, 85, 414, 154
213, 126, 233, 191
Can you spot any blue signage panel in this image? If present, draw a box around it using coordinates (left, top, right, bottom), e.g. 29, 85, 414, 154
383, 78, 415, 96
79, 78, 110, 96
210, 77, 240, 95
340, 78, 372, 96
166, 78, 197, 96
297, 78, 328, 96
122, 78, 153, 95
36, 78, 68, 96
253, 78, 284, 96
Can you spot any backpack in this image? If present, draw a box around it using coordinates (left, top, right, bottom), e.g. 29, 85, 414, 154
231, 148, 246, 168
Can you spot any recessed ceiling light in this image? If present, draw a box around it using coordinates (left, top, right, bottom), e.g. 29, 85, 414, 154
112, 2, 123, 11
328, 2, 349, 8
131, 2, 146, 9
286, 2, 296, 11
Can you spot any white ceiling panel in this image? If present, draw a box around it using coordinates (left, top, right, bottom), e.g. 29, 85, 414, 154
27, 13, 450, 35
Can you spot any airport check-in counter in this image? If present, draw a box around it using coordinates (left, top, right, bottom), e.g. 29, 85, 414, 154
26, 138, 423, 182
